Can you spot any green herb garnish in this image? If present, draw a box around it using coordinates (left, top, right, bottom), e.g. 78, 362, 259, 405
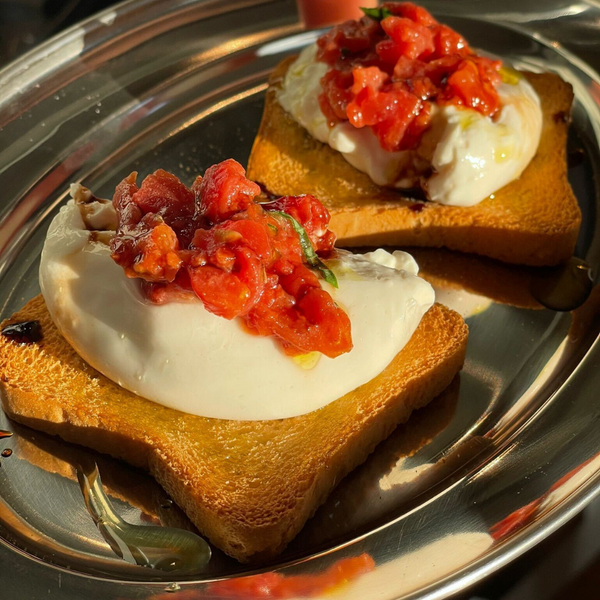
361, 6, 393, 21
269, 210, 339, 288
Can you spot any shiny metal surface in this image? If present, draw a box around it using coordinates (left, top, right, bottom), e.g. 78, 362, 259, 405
0, 0, 599, 598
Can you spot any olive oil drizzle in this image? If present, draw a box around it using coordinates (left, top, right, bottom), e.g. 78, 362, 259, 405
77, 462, 211, 573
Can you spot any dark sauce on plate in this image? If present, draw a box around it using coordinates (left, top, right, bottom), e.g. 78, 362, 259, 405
530, 257, 593, 311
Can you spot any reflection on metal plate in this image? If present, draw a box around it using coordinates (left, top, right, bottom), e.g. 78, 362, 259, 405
0, 1, 599, 599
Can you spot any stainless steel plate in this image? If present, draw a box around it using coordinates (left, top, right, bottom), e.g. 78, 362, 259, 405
0, 1, 599, 598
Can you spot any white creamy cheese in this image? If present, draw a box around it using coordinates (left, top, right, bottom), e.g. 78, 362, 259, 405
39, 199, 434, 421
277, 44, 543, 207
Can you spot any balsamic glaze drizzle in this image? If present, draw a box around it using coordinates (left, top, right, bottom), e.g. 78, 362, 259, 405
1, 320, 42, 344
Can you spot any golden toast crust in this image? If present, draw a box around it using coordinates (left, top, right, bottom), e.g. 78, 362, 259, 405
247, 58, 581, 266
0, 295, 467, 562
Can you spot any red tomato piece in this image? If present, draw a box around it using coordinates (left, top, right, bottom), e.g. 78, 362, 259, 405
442, 57, 501, 115
433, 25, 469, 59
110, 161, 352, 356
265, 194, 336, 254
383, 2, 438, 26
379, 16, 435, 63
130, 169, 194, 225
193, 158, 261, 223
111, 173, 184, 283
315, 2, 503, 152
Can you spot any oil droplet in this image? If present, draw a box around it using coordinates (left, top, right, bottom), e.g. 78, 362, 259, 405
0, 430, 13, 439
529, 257, 593, 311
1, 449, 12, 457
292, 351, 321, 370
77, 463, 211, 573
499, 66, 522, 85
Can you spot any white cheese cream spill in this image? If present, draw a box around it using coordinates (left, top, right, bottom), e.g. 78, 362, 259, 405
40, 198, 434, 421
277, 44, 543, 207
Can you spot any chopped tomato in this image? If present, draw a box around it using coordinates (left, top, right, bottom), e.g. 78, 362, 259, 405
192, 158, 261, 223
316, 2, 502, 152
110, 160, 352, 357
265, 194, 336, 254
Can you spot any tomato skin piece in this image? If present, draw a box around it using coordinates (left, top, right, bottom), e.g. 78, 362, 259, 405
316, 2, 503, 153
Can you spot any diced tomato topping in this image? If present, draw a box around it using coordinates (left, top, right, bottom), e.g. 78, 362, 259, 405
111, 173, 184, 283
265, 195, 336, 254
192, 158, 261, 224
378, 16, 435, 62
316, 2, 502, 152
110, 160, 352, 358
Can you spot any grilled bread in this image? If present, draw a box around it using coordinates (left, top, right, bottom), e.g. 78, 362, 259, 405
247, 59, 580, 266
0, 295, 467, 562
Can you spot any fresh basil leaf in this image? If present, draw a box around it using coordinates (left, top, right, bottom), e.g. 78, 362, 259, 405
361, 6, 383, 19
314, 257, 339, 288
361, 6, 393, 21
269, 210, 339, 288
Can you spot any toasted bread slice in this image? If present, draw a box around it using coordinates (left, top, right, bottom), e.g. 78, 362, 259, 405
247, 58, 580, 266
0, 295, 467, 562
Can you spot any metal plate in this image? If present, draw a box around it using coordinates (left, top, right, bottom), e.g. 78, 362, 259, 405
0, 0, 599, 598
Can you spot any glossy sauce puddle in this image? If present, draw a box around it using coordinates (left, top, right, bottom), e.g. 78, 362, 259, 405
77, 463, 211, 573
529, 257, 594, 311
